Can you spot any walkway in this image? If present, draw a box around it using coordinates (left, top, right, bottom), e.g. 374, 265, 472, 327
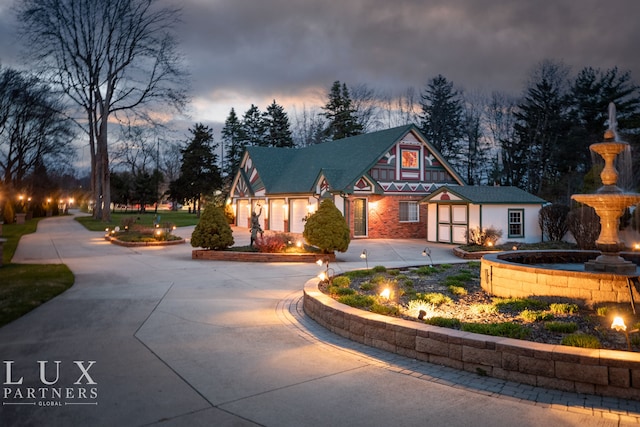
1, 213, 639, 426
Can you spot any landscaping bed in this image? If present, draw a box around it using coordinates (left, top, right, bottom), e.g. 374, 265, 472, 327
320, 262, 639, 351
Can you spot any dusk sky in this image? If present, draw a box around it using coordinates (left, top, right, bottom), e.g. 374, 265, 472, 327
1, 0, 639, 137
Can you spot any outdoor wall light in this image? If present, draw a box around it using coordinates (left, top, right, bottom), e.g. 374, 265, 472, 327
422, 247, 433, 266
611, 316, 639, 351
635, 243, 640, 251
360, 249, 369, 269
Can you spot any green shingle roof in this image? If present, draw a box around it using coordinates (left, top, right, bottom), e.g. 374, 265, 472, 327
427, 185, 546, 204
244, 125, 462, 195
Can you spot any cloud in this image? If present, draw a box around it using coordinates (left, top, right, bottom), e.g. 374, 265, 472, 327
2, 0, 639, 127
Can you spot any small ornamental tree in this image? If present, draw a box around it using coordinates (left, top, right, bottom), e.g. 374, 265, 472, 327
303, 199, 350, 253
567, 206, 600, 250
538, 203, 570, 241
191, 204, 234, 250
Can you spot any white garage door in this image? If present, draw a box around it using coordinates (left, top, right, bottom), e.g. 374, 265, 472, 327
237, 200, 249, 228
269, 199, 285, 232
290, 199, 308, 234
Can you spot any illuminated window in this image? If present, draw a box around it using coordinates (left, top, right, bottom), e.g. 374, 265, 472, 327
399, 201, 419, 222
401, 150, 419, 169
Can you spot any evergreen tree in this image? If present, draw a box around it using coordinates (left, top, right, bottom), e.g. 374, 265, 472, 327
263, 100, 294, 147
242, 104, 266, 146
221, 108, 246, 178
191, 203, 234, 250
322, 81, 363, 140
570, 67, 640, 190
303, 199, 350, 253
419, 74, 464, 162
514, 60, 572, 196
170, 123, 222, 214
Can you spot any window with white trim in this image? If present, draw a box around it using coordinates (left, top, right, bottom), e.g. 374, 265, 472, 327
399, 201, 419, 222
508, 209, 524, 238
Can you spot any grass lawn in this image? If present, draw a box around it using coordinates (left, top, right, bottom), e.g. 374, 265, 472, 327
0, 217, 74, 327
75, 210, 201, 231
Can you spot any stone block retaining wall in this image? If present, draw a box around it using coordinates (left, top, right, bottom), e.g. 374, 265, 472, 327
303, 278, 640, 400
481, 251, 640, 305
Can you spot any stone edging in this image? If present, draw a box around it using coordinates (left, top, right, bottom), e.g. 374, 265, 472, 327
192, 249, 335, 263
105, 235, 185, 247
302, 278, 640, 400
452, 246, 499, 259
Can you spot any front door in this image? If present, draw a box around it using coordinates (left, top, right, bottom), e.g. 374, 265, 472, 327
353, 198, 367, 237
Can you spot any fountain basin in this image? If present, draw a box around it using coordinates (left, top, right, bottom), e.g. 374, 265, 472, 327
480, 250, 640, 306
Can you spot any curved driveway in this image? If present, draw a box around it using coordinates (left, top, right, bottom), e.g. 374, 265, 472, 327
1, 214, 639, 426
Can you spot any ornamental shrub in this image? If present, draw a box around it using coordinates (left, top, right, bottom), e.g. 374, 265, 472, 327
191, 204, 234, 250
303, 199, 350, 253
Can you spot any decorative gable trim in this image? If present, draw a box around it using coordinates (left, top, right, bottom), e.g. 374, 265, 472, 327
353, 176, 374, 193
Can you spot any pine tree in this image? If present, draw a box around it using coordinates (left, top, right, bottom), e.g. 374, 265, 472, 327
221, 108, 246, 178
419, 74, 463, 162
322, 81, 363, 140
514, 61, 571, 196
263, 100, 294, 147
242, 104, 266, 146
170, 123, 222, 213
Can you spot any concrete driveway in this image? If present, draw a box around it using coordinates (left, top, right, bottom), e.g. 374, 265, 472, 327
1, 213, 639, 426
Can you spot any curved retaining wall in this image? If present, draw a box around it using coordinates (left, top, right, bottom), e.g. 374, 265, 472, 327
481, 250, 640, 305
192, 249, 335, 263
303, 278, 640, 400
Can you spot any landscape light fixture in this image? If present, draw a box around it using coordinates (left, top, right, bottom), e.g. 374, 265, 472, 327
418, 310, 427, 320
611, 316, 639, 351
360, 249, 369, 270
316, 257, 334, 285
421, 247, 433, 266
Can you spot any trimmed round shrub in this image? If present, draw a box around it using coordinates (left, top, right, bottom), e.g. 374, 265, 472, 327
303, 199, 350, 253
191, 204, 234, 250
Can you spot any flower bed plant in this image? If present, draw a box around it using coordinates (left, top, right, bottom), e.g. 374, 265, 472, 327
320, 261, 639, 351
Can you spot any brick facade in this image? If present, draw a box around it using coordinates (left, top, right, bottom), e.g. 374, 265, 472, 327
347, 195, 427, 239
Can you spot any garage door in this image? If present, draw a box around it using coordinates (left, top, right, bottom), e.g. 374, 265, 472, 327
269, 199, 285, 232
237, 200, 249, 228
290, 199, 308, 234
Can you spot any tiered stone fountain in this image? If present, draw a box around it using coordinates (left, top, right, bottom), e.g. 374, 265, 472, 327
571, 103, 640, 273
481, 103, 640, 306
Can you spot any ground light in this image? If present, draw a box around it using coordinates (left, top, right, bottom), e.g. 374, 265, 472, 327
421, 247, 433, 266
316, 257, 334, 285
611, 316, 639, 351
380, 288, 391, 300
360, 249, 368, 269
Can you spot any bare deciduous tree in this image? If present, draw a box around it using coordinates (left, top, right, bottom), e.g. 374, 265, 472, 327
18, 0, 189, 221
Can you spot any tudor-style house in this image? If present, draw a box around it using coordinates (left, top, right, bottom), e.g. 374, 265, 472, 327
228, 124, 465, 239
